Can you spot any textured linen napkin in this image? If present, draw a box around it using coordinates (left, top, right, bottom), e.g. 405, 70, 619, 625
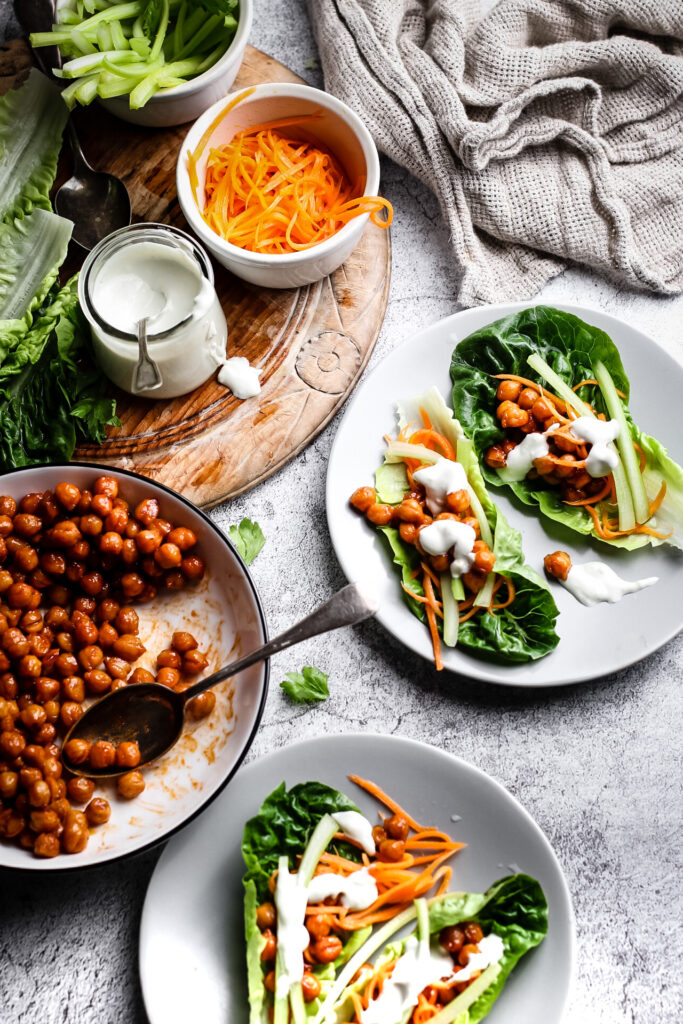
307, 0, 683, 306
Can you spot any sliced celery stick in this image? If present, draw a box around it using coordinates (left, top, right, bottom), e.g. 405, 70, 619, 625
440, 572, 459, 648
593, 359, 650, 524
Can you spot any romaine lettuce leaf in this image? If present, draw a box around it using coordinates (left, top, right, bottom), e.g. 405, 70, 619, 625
0, 208, 73, 322
450, 306, 683, 549
0, 69, 68, 224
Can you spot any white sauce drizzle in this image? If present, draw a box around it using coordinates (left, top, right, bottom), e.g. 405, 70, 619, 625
360, 937, 453, 1024
217, 356, 262, 399
560, 561, 658, 607
498, 428, 554, 483
273, 866, 309, 999
569, 416, 620, 478
449, 933, 505, 982
307, 867, 378, 911
413, 461, 469, 514
419, 520, 476, 578
332, 811, 376, 854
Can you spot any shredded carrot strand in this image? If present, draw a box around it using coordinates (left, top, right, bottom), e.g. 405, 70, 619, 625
649, 481, 667, 516
348, 776, 423, 830
419, 407, 433, 430
409, 429, 456, 461
492, 373, 568, 413
459, 605, 483, 623
572, 378, 627, 399
633, 443, 647, 473
563, 475, 613, 506
491, 576, 516, 611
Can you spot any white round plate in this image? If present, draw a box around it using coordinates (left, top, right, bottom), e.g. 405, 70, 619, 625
0, 463, 268, 871
326, 303, 683, 685
140, 734, 575, 1024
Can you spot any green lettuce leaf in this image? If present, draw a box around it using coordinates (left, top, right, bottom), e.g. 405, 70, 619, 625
0, 69, 68, 224
450, 305, 683, 549
244, 879, 268, 1024
228, 517, 265, 565
337, 875, 547, 1024
280, 665, 329, 704
0, 208, 73, 322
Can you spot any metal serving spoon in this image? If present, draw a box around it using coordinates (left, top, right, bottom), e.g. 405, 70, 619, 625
61, 582, 378, 778
132, 317, 163, 394
15, 0, 132, 250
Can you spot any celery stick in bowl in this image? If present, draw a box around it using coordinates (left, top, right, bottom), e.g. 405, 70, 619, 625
31, 0, 253, 127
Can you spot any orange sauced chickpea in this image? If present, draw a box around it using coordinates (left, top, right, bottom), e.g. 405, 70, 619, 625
544, 550, 572, 582
0, 476, 215, 860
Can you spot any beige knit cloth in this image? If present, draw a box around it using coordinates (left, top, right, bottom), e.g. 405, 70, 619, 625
307, 0, 683, 306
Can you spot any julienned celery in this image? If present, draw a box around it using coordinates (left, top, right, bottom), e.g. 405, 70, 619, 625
440, 572, 459, 648
427, 963, 502, 1024
526, 351, 636, 531
593, 359, 650, 524
30, 0, 239, 110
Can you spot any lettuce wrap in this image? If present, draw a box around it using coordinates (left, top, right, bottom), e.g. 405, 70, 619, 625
242, 782, 372, 1024
322, 874, 547, 1024
372, 389, 559, 663
450, 306, 683, 550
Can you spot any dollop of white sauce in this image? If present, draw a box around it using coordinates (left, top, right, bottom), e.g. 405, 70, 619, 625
92, 240, 203, 335
419, 520, 476, 578
217, 356, 262, 399
449, 932, 505, 982
569, 417, 620, 478
273, 866, 309, 999
332, 810, 376, 854
498, 429, 552, 483
307, 867, 378, 911
560, 561, 658, 607
413, 461, 468, 514
360, 937, 453, 1024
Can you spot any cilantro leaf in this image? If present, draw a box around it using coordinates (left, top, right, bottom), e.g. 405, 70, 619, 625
227, 518, 265, 565
280, 666, 329, 704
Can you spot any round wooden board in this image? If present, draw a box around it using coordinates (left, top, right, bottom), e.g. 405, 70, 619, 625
0, 40, 391, 508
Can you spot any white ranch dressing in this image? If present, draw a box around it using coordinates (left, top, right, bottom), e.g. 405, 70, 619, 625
560, 561, 658, 607
419, 520, 477, 578
92, 240, 204, 335
449, 932, 505, 982
360, 937, 453, 1024
413, 460, 469, 514
217, 356, 262, 399
273, 866, 310, 999
332, 810, 376, 854
498, 427, 556, 483
569, 416, 620, 477
307, 867, 378, 911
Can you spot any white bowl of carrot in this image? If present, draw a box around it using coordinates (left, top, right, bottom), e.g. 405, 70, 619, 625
176, 83, 392, 288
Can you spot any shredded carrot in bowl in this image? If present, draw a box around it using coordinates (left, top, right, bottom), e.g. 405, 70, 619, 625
197, 116, 393, 254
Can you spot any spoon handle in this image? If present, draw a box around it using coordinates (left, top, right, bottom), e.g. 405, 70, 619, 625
180, 581, 378, 702
67, 117, 93, 175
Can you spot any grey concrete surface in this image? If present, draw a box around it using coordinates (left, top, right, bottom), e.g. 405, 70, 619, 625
1, 2, 682, 1023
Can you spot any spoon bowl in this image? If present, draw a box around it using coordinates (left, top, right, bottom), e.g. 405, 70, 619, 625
62, 581, 378, 778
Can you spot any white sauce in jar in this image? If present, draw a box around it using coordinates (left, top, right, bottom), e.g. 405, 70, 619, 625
217, 356, 262, 399
307, 867, 378, 911
560, 561, 658, 607
419, 520, 476, 578
273, 866, 310, 999
413, 460, 469, 514
569, 417, 620, 478
332, 810, 376, 854
360, 937, 453, 1024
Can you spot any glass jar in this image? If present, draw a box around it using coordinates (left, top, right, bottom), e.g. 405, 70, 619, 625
79, 223, 228, 399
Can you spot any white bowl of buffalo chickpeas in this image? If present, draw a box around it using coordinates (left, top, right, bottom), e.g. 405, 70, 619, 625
0, 463, 268, 870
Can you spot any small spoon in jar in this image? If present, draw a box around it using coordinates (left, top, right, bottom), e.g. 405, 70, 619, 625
61, 582, 378, 778
131, 317, 163, 394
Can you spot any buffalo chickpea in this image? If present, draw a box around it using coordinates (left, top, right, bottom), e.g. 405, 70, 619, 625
99, 532, 123, 556
34, 723, 56, 746
0, 496, 17, 517
34, 832, 60, 857
80, 514, 103, 537
429, 555, 451, 573
121, 539, 139, 565
104, 656, 130, 681
182, 649, 209, 675
264, 971, 276, 993
13, 514, 42, 538
2, 629, 30, 658
47, 521, 82, 548
90, 494, 112, 518
60, 702, 84, 729
98, 622, 118, 649
63, 738, 91, 765
0, 810, 25, 839
115, 741, 141, 769
84, 670, 112, 696
0, 770, 18, 799
0, 516, 13, 539
46, 777, 66, 800
112, 634, 145, 662
459, 943, 480, 967
164, 572, 185, 591
20, 610, 43, 634
0, 730, 26, 758
67, 776, 95, 803
463, 922, 484, 944
154, 543, 182, 569
395, 498, 424, 524
544, 550, 572, 581
48, 798, 70, 821
301, 974, 322, 1003
136, 529, 162, 555
171, 631, 198, 653
180, 555, 205, 581
89, 741, 116, 769
110, 678, 127, 693
372, 825, 387, 846
440, 925, 465, 953
378, 838, 406, 862
349, 486, 377, 513
56, 631, 75, 653
306, 914, 333, 940
77, 645, 104, 672
80, 571, 104, 596
366, 503, 393, 526
105, 507, 128, 534
518, 387, 539, 410
446, 489, 470, 514
166, 527, 196, 551
55, 482, 81, 511
187, 691, 215, 720
13, 546, 39, 573
29, 808, 61, 833
496, 379, 523, 402
129, 667, 155, 685
135, 498, 159, 525
62, 809, 89, 854
94, 476, 118, 499
156, 667, 180, 689
42, 700, 60, 724
20, 704, 46, 731
399, 522, 418, 544
22, 744, 45, 768
120, 573, 145, 598
28, 779, 51, 807
0, 570, 12, 592
497, 401, 529, 430
157, 648, 181, 670
260, 929, 277, 962
117, 770, 145, 799
85, 798, 111, 826
18, 655, 41, 678
154, 519, 172, 537
256, 902, 276, 930
73, 616, 99, 647
115, 606, 139, 635
385, 813, 410, 841
472, 542, 496, 574
311, 936, 343, 964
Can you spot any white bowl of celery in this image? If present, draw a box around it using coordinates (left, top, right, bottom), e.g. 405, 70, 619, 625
30, 0, 253, 128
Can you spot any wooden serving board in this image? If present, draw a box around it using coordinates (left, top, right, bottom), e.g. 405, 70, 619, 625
0, 39, 391, 508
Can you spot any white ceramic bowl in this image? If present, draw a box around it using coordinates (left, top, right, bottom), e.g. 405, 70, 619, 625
57, 0, 252, 128
0, 463, 268, 871
176, 83, 381, 288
